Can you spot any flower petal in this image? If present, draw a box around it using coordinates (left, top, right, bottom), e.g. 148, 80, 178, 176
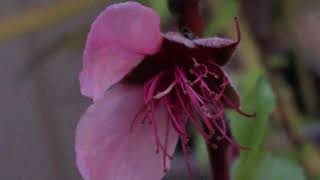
85, 1, 162, 55
80, 46, 144, 100
80, 2, 162, 100
76, 84, 178, 180
194, 37, 238, 66
163, 32, 195, 48
194, 18, 241, 66
223, 83, 240, 108
223, 83, 254, 117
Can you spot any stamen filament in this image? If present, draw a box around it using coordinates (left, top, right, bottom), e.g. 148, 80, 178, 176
153, 81, 177, 99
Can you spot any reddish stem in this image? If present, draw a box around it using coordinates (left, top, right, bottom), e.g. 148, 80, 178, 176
207, 142, 230, 180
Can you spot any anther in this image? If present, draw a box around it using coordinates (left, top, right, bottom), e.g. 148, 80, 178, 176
210, 143, 218, 149
206, 112, 213, 118
216, 136, 223, 141
192, 58, 200, 67
210, 129, 216, 135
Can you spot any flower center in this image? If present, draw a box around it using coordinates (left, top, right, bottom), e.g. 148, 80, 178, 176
125, 25, 250, 173
128, 54, 244, 173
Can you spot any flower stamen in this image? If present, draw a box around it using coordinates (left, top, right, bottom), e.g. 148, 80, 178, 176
153, 81, 177, 99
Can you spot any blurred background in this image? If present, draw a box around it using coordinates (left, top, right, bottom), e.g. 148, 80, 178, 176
0, 0, 319, 179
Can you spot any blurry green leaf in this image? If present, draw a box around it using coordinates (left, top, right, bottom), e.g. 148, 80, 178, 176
229, 71, 275, 180
268, 54, 290, 68
258, 154, 305, 180
195, 130, 210, 168
142, 0, 170, 21
237, 68, 264, 93
205, 0, 239, 35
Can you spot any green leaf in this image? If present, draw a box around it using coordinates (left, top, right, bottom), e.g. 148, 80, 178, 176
228, 71, 275, 180
144, 0, 170, 21
258, 154, 305, 180
205, 0, 239, 35
195, 130, 210, 168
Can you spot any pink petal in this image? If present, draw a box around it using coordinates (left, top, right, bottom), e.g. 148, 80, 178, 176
76, 84, 178, 180
80, 46, 144, 100
80, 2, 162, 100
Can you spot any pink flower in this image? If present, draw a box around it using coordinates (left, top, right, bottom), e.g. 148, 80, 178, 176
76, 1, 248, 180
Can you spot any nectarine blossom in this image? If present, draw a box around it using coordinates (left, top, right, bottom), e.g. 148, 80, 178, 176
76, 1, 248, 180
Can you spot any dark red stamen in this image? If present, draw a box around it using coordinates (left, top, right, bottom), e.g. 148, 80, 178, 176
128, 53, 251, 173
